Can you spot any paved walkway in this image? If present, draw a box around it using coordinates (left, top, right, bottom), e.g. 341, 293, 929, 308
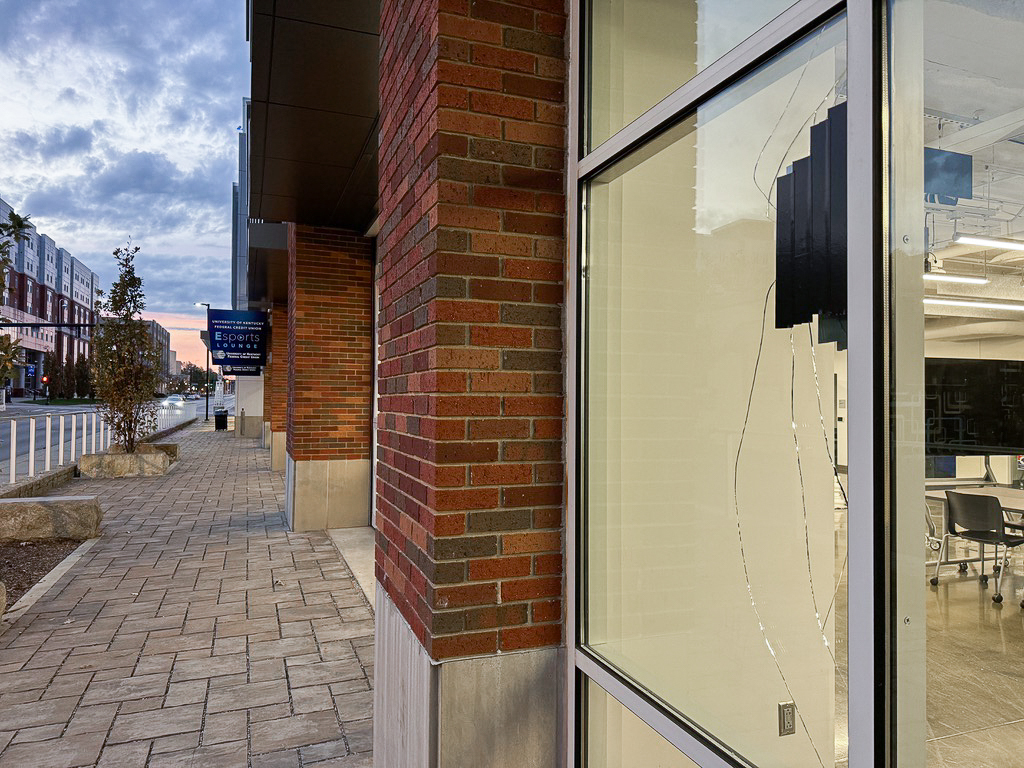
0, 423, 374, 768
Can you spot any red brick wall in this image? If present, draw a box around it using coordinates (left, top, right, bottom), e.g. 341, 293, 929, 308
376, 0, 566, 661
266, 305, 288, 432
287, 226, 374, 461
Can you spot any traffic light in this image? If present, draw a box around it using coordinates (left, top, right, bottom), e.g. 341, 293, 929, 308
41, 375, 49, 384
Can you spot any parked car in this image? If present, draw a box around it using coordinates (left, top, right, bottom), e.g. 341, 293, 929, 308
161, 394, 186, 409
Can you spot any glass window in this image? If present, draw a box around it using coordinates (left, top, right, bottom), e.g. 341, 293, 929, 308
585, 678, 700, 768
583, 15, 848, 766
587, 0, 803, 150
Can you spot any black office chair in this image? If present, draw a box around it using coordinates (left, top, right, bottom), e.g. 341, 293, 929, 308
930, 491, 1024, 606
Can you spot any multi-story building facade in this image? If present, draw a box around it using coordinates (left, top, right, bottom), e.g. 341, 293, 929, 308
0, 195, 101, 393
146, 319, 172, 382
231, 104, 250, 312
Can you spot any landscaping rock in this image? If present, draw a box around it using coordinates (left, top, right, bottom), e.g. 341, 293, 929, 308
0, 497, 102, 541
79, 451, 170, 478
0, 581, 6, 615
110, 442, 179, 463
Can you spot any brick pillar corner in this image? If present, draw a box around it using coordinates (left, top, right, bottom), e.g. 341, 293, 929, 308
285, 225, 374, 531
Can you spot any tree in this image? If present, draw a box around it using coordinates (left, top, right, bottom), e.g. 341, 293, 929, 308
166, 375, 187, 395
91, 242, 160, 453
0, 334, 22, 390
182, 362, 205, 388
74, 353, 92, 399
44, 353, 64, 398
0, 210, 30, 273
0, 211, 30, 390
62, 347, 75, 399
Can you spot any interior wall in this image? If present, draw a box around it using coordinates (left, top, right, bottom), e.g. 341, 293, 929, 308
925, 337, 1024, 360
586, 680, 700, 768
588, 0, 697, 146
587, 0, 800, 148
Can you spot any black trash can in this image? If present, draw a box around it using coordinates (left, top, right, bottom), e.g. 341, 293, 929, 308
214, 409, 228, 431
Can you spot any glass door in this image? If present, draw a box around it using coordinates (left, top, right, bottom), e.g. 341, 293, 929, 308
889, 0, 1024, 763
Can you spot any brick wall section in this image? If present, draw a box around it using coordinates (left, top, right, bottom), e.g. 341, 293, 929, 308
376, 0, 566, 661
287, 225, 374, 461
266, 305, 288, 432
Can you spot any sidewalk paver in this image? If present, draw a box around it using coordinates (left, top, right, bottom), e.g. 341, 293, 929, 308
0, 423, 374, 767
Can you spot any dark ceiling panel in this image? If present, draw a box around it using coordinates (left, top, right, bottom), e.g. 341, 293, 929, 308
274, 0, 378, 34
250, 12, 273, 102
269, 20, 378, 116
261, 157, 352, 202
258, 194, 299, 224
248, 101, 267, 162
265, 104, 374, 167
248, 0, 379, 238
249, 160, 264, 210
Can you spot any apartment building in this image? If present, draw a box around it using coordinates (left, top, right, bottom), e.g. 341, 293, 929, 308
0, 195, 101, 393
146, 318, 172, 381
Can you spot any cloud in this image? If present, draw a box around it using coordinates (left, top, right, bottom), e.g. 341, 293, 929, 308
57, 87, 84, 105
12, 124, 95, 160
0, 0, 248, 317
92, 150, 178, 198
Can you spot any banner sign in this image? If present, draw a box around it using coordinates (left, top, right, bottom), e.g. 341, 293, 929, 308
222, 364, 262, 376
207, 309, 269, 367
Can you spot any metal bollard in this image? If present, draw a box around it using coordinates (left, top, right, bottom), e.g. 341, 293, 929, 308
45, 414, 52, 472
9, 420, 15, 484
28, 417, 35, 477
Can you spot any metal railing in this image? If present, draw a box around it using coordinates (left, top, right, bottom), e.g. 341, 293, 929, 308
154, 405, 195, 434
0, 403, 195, 485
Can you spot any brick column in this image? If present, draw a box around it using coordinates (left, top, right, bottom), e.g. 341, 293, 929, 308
285, 225, 374, 531
264, 304, 289, 468
375, 0, 566, 763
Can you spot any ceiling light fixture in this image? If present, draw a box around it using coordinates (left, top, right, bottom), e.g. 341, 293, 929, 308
924, 297, 1024, 312
923, 273, 989, 285
953, 234, 1024, 251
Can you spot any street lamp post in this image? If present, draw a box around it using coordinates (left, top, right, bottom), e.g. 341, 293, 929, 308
55, 298, 68, 406
195, 302, 211, 421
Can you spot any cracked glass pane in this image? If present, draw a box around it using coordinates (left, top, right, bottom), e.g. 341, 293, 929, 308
583, 14, 849, 767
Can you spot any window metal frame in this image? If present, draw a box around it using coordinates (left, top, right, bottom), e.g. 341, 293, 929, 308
565, 0, 889, 765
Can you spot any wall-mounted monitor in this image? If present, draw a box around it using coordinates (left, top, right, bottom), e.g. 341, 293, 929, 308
925, 357, 1024, 456
924, 147, 973, 204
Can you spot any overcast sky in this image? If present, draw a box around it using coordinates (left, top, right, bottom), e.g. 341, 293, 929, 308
0, 0, 249, 365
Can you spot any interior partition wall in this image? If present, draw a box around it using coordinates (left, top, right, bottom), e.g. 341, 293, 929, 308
568, 1, 889, 766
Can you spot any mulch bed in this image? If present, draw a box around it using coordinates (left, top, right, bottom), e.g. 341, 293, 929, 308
0, 539, 82, 607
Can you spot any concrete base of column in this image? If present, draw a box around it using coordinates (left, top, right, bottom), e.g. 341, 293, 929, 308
373, 590, 562, 768
269, 431, 286, 471
284, 455, 370, 531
